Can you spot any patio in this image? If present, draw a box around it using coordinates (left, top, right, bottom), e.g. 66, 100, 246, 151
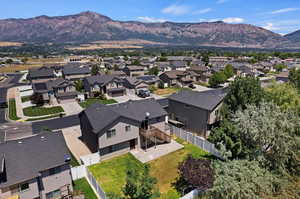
130, 139, 183, 163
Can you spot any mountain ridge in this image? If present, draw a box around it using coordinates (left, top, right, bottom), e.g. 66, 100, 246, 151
0, 11, 298, 48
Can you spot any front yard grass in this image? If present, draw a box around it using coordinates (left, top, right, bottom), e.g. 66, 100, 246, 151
79, 98, 118, 108
89, 138, 212, 198
88, 153, 144, 195
23, 106, 64, 117
73, 178, 98, 199
8, 99, 20, 120
21, 96, 31, 103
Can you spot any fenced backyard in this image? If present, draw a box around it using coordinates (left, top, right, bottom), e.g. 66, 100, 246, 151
169, 124, 223, 160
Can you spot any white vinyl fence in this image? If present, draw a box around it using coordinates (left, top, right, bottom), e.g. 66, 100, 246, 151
86, 168, 107, 199
71, 165, 86, 181
169, 124, 224, 160
180, 190, 200, 199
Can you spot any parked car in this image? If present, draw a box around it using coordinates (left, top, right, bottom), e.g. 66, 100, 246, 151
137, 89, 151, 98
188, 84, 196, 89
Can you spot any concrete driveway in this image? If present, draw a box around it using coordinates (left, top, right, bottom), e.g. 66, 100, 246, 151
113, 93, 165, 103
62, 126, 92, 163
193, 85, 212, 92
60, 102, 83, 115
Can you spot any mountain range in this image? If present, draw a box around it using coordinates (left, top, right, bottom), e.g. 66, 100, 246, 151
0, 11, 299, 49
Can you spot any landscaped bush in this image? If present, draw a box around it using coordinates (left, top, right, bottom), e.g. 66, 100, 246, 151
21, 96, 31, 103
23, 106, 64, 117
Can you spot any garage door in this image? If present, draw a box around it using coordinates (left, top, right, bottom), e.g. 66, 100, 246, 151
111, 90, 125, 97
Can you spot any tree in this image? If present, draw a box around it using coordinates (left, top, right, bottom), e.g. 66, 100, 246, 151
91, 64, 99, 75
208, 72, 227, 88
123, 164, 159, 199
201, 54, 209, 66
148, 67, 159, 76
288, 68, 300, 92
178, 156, 214, 191
74, 80, 84, 92
131, 60, 140, 65
158, 57, 167, 62
223, 64, 234, 78
265, 83, 300, 114
223, 76, 264, 114
233, 102, 300, 175
273, 64, 287, 72
206, 160, 279, 199
30, 93, 44, 106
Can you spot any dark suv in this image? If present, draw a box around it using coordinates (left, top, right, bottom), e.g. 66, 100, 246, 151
137, 89, 151, 98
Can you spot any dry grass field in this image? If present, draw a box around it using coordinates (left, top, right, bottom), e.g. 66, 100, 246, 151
0, 41, 23, 47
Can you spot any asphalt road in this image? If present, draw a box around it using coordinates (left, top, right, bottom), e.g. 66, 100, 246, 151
31, 115, 80, 133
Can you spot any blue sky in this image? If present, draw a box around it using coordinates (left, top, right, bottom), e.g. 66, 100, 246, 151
1, 0, 300, 34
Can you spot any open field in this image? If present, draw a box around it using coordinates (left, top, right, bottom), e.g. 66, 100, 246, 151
67, 39, 167, 50
0, 64, 42, 73
0, 41, 23, 47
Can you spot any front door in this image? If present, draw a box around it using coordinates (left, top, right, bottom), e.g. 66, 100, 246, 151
130, 139, 136, 150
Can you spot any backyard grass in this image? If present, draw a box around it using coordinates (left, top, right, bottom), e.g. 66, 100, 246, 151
154, 87, 191, 96
149, 137, 212, 198
88, 153, 144, 195
73, 178, 98, 199
88, 138, 212, 198
21, 96, 31, 103
23, 106, 64, 117
79, 98, 118, 108
8, 99, 20, 120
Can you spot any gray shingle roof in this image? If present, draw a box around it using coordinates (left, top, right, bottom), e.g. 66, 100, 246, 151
85, 75, 120, 86
28, 67, 55, 79
81, 98, 167, 134
63, 66, 90, 75
0, 131, 70, 188
169, 89, 227, 111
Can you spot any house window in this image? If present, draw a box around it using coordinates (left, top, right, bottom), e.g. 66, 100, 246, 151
156, 117, 161, 122
49, 166, 61, 176
107, 129, 116, 139
125, 125, 131, 132
46, 189, 61, 199
19, 183, 29, 192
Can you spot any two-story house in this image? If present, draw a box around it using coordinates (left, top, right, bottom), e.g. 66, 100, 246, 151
168, 89, 227, 137
122, 65, 145, 77
32, 78, 77, 104
62, 65, 91, 81
159, 70, 194, 87
0, 132, 73, 199
79, 99, 171, 160
27, 67, 56, 83
83, 75, 126, 97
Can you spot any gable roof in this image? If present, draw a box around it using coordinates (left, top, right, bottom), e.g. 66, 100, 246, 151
0, 131, 70, 188
159, 70, 186, 79
32, 78, 74, 93
169, 89, 227, 111
124, 65, 144, 71
28, 67, 55, 79
81, 98, 167, 134
62, 66, 90, 75
85, 75, 121, 86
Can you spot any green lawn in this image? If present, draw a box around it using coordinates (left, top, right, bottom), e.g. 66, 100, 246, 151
21, 96, 31, 103
88, 153, 144, 195
23, 106, 64, 117
79, 98, 118, 108
88, 138, 212, 198
8, 99, 20, 120
73, 178, 98, 199
150, 137, 213, 198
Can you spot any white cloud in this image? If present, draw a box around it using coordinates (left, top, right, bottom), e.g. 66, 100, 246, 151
161, 4, 190, 15
199, 18, 221, 22
137, 16, 167, 23
216, 0, 228, 4
270, 7, 299, 14
263, 23, 280, 31
193, 8, 212, 14
222, 17, 245, 23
